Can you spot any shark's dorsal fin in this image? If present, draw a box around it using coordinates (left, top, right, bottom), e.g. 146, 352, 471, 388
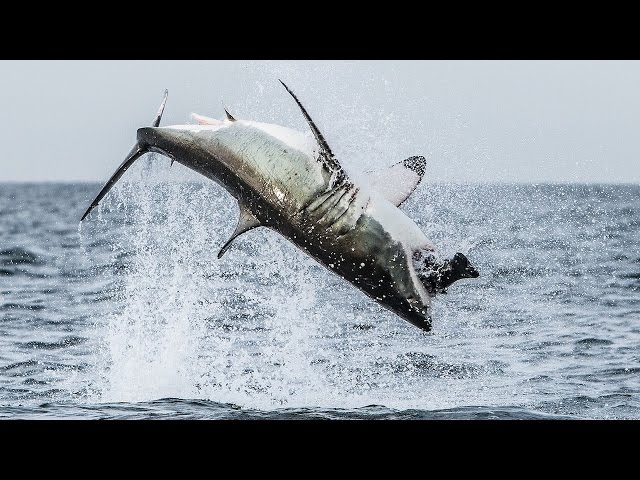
365, 156, 426, 207
217, 203, 261, 259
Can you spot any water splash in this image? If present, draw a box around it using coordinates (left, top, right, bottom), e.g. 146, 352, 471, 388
77, 154, 504, 411
3, 180, 639, 418
80, 156, 332, 407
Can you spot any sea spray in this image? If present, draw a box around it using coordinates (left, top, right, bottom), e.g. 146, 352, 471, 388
84, 157, 335, 407
83, 160, 489, 409
3, 182, 637, 417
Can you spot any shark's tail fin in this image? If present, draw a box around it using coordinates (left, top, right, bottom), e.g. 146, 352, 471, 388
80, 90, 168, 221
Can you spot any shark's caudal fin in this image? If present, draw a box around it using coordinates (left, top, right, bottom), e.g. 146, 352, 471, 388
80, 90, 168, 222
365, 156, 426, 207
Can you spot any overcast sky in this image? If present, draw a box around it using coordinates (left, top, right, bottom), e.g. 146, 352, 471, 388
0, 60, 638, 183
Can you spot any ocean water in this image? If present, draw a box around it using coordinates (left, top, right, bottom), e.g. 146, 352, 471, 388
0, 168, 638, 419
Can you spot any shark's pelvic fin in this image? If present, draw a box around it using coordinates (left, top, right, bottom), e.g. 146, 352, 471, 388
365, 156, 426, 207
217, 203, 261, 259
224, 108, 236, 122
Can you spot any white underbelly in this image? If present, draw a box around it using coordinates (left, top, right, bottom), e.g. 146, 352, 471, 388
363, 193, 435, 252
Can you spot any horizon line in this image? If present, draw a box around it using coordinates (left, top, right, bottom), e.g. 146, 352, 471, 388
1, 179, 639, 186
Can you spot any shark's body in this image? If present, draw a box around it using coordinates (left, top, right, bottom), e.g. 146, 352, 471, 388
82, 83, 478, 332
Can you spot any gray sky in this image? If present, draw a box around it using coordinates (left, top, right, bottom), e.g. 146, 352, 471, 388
1, 60, 639, 183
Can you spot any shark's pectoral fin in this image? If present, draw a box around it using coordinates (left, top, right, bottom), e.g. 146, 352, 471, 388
279, 80, 345, 185
217, 203, 262, 259
365, 156, 426, 207
279, 80, 335, 160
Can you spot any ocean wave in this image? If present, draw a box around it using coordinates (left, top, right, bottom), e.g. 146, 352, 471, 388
575, 338, 614, 346
1, 183, 639, 418
0, 398, 574, 419
18, 336, 87, 350
0, 247, 43, 266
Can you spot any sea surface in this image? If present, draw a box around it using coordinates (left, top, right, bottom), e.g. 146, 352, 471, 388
1, 172, 639, 419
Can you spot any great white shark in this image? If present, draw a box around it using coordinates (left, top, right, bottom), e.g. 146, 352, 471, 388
81, 81, 479, 332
